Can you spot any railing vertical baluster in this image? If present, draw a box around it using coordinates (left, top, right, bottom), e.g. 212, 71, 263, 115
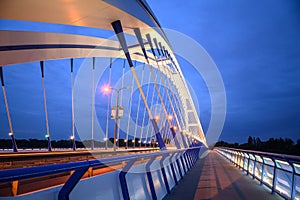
160, 154, 170, 194
58, 165, 89, 200
260, 155, 264, 185
175, 154, 183, 179
253, 156, 256, 179
170, 153, 178, 185
184, 152, 190, 170
247, 155, 250, 175
289, 162, 296, 200
119, 159, 137, 200
180, 154, 187, 174
271, 158, 277, 194
146, 156, 157, 200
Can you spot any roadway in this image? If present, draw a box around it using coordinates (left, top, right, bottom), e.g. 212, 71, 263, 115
164, 150, 283, 200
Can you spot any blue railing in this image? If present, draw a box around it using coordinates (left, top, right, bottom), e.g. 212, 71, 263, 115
0, 147, 201, 199
216, 147, 300, 200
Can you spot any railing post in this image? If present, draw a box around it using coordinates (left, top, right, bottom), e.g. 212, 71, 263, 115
184, 152, 190, 170
247, 156, 250, 175
169, 153, 178, 185
146, 156, 158, 200
271, 158, 277, 194
186, 150, 192, 168
58, 166, 89, 200
180, 153, 187, 174
242, 153, 247, 172
175, 153, 183, 179
260, 155, 264, 185
253, 156, 256, 179
160, 154, 170, 194
11, 180, 18, 196
288, 161, 296, 200
119, 159, 137, 200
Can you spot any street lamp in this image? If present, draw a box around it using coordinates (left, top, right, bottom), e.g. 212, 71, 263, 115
8, 132, 18, 152
102, 85, 132, 151
70, 135, 76, 151
154, 115, 160, 121
167, 115, 173, 120
45, 134, 52, 151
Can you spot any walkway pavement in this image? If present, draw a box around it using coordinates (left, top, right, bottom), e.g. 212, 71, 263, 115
164, 150, 283, 200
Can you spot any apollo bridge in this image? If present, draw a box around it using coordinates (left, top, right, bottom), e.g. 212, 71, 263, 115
0, 0, 299, 199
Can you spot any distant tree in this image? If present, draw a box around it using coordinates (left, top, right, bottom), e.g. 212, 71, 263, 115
215, 136, 300, 156
256, 137, 262, 149
247, 136, 253, 145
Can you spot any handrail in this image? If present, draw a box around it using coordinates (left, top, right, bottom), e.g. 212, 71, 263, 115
0, 148, 159, 161
0, 148, 191, 184
223, 147, 300, 163
216, 147, 300, 200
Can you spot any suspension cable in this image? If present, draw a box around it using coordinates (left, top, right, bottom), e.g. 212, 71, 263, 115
125, 61, 136, 148
117, 60, 126, 146
105, 58, 112, 149
40, 61, 53, 152
112, 21, 166, 150
144, 69, 159, 146
133, 63, 145, 147
166, 68, 186, 130
91, 57, 95, 150
0, 67, 18, 152
161, 55, 190, 147
151, 68, 163, 138
140, 66, 152, 146
0, 67, 13, 134
70, 58, 76, 150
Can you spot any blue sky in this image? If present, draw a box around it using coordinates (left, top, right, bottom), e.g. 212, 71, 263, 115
0, 0, 300, 144
148, 0, 300, 143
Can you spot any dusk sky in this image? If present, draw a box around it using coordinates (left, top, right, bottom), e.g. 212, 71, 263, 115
0, 0, 300, 144
148, 0, 300, 143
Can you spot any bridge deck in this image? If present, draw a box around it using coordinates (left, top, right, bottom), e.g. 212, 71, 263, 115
164, 150, 283, 200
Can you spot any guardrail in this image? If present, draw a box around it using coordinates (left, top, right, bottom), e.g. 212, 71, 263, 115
0, 147, 202, 200
216, 147, 300, 200
0, 148, 160, 170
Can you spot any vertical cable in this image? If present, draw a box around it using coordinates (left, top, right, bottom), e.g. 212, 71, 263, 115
136, 63, 145, 147
0, 67, 18, 152
162, 55, 189, 147
133, 63, 145, 147
146, 71, 157, 147
112, 21, 166, 150
105, 58, 112, 149
91, 57, 95, 150
145, 69, 159, 145
70, 58, 76, 150
141, 66, 152, 146
0, 67, 13, 134
40, 61, 52, 151
125, 61, 136, 148
117, 60, 126, 147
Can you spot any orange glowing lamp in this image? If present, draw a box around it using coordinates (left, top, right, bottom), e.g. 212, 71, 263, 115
167, 115, 173, 120
102, 85, 112, 94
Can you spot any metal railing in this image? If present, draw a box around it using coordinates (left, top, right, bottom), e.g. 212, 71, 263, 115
0, 147, 202, 200
216, 147, 300, 200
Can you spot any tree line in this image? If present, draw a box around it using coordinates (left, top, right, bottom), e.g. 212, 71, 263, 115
215, 136, 300, 156
0, 138, 157, 150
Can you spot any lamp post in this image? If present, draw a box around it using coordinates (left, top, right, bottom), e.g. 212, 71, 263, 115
45, 134, 52, 151
8, 132, 18, 152
70, 135, 76, 151
103, 85, 132, 151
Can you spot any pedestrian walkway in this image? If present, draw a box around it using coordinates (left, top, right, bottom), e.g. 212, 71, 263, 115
164, 150, 283, 200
